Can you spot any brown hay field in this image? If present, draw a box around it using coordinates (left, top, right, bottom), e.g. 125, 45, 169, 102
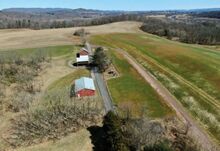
0, 21, 142, 51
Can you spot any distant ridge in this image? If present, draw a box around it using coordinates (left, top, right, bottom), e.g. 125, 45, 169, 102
1, 7, 220, 30
1, 8, 124, 14
1, 7, 220, 13
2, 8, 72, 13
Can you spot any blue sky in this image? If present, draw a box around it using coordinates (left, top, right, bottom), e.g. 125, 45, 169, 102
0, 0, 220, 11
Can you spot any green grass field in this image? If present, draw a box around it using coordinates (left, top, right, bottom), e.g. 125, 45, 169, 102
0, 45, 77, 58
47, 69, 90, 91
91, 34, 220, 100
40, 68, 93, 107
91, 33, 220, 143
107, 49, 173, 118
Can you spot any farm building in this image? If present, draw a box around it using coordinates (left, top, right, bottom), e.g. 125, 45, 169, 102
75, 77, 96, 97
80, 48, 89, 56
76, 48, 89, 58
76, 55, 89, 65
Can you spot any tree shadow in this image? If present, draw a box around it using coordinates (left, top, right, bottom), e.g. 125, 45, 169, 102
75, 44, 85, 47
70, 84, 75, 98
72, 62, 94, 69
72, 62, 86, 67
87, 126, 107, 151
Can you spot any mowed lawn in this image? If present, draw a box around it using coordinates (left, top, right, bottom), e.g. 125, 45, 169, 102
0, 45, 77, 58
43, 68, 92, 105
107, 50, 173, 118
47, 69, 90, 91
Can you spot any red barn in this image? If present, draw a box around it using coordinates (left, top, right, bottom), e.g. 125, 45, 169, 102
79, 48, 89, 56
75, 77, 95, 97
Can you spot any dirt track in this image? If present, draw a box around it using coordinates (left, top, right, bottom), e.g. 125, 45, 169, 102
116, 49, 218, 151
0, 21, 142, 50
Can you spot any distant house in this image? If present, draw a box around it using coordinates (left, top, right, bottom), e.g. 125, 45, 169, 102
76, 55, 89, 65
75, 77, 95, 97
75, 48, 91, 66
76, 48, 89, 58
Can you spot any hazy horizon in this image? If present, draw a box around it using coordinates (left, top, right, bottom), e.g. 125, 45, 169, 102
1, 7, 220, 12
0, 0, 220, 11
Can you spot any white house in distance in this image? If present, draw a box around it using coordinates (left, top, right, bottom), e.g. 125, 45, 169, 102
76, 47, 91, 65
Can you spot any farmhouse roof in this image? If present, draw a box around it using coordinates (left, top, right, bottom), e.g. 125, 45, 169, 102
76, 55, 89, 62
81, 48, 89, 52
75, 77, 95, 92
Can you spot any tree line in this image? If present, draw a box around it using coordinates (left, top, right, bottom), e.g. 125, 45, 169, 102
140, 18, 220, 45
193, 11, 220, 19
0, 14, 144, 29
0, 18, 93, 29
1, 13, 220, 45
89, 111, 202, 151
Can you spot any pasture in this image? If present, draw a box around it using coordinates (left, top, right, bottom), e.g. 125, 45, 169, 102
0, 21, 142, 51
105, 49, 173, 118
91, 33, 220, 143
0, 45, 76, 57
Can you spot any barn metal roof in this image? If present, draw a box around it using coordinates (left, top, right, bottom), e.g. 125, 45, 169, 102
76, 55, 89, 62
75, 77, 95, 92
81, 48, 89, 52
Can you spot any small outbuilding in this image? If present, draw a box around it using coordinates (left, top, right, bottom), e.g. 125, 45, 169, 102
75, 77, 96, 97
76, 55, 89, 65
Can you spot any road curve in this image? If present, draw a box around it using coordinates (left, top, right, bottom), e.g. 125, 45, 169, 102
116, 49, 218, 151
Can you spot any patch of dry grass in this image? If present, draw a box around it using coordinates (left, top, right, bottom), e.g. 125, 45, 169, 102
15, 129, 93, 151
0, 21, 142, 51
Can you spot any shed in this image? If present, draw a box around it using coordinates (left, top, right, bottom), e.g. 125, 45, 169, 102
76, 55, 89, 65
75, 77, 95, 97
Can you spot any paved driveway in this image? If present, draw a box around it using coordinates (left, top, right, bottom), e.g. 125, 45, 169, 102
91, 67, 114, 113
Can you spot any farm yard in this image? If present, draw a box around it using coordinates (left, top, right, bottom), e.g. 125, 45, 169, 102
15, 69, 102, 151
0, 43, 103, 150
0, 21, 220, 150
0, 22, 142, 151
91, 33, 220, 144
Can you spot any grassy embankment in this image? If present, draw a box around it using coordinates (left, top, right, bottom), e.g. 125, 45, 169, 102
91, 33, 220, 143
47, 69, 90, 91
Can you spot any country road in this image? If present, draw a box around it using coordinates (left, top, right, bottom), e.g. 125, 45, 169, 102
86, 42, 114, 113
116, 49, 218, 151
91, 67, 114, 113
